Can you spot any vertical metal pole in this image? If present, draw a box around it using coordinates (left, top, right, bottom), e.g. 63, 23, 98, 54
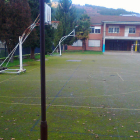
59, 41, 62, 56
39, 0, 48, 140
5, 43, 6, 57
135, 40, 138, 52
131, 45, 133, 55
19, 36, 23, 71
102, 23, 106, 53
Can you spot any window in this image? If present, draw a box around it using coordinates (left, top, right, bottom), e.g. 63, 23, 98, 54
114, 28, 119, 33
90, 26, 101, 33
90, 27, 95, 33
72, 40, 82, 46
95, 29, 100, 33
88, 40, 100, 47
129, 28, 136, 33
108, 26, 119, 33
109, 28, 113, 33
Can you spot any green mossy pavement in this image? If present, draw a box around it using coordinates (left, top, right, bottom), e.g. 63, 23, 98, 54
1, 52, 140, 139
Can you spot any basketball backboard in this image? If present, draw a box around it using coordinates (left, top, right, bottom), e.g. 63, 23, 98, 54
45, 3, 51, 25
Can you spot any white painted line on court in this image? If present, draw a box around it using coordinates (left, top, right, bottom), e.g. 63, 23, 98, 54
1, 89, 140, 99
27, 67, 39, 72
46, 68, 74, 71
117, 73, 124, 81
51, 105, 140, 111
0, 67, 39, 84
0, 76, 18, 84
0, 95, 113, 99
0, 96, 41, 98
8, 79, 88, 82
0, 102, 41, 106
51, 105, 103, 109
9, 80, 40, 82
1, 102, 140, 111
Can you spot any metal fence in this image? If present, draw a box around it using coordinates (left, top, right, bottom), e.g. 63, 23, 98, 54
0, 48, 8, 58
0, 47, 40, 59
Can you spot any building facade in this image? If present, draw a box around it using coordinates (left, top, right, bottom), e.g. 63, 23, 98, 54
68, 15, 140, 52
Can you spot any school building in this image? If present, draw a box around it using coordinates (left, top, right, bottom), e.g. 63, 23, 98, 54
68, 15, 140, 52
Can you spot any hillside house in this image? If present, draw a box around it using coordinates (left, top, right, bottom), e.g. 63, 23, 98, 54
51, 21, 59, 29
68, 15, 140, 52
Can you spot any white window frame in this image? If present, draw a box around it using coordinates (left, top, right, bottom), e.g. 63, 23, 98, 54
129, 26, 136, 34
72, 40, 82, 46
108, 26, 120, 33
88, 40, 100, 47
90, 26, 101, 34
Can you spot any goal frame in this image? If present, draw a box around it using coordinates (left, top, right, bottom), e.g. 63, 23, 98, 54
0, 3, 51, 74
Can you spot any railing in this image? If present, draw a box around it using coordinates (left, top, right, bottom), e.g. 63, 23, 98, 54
105, 31, 140, 37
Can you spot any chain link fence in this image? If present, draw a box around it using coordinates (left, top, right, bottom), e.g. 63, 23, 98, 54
0, 41, 7, 58
0, 48, 8, 58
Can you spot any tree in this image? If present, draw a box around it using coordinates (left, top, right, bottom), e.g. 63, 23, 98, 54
1, 0, 32, 54
76, 14, 90, 51
45, 24, 54, 54
85, 4, 137, 16
24, 27, 39, 59
28, 0, 54, 58
54, 21, 63, 46
0, 0, 6, 41
54, 0, 76, 47
27, 0, 40, 59
0, 0, 53, 59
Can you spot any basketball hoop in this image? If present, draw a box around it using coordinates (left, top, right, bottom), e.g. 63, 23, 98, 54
0, 3, 51, 74
51, 26, 78, 56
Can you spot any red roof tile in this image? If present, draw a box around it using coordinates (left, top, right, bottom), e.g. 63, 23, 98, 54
51, 21, 59, 23
90, 15, 140, 24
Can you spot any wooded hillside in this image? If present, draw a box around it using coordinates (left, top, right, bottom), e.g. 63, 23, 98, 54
51, 1, 139, 17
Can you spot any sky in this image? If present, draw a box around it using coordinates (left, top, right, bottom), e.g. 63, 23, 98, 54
72, 0, 140, 14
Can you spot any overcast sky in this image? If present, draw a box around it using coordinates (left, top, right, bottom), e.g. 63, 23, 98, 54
72, 0, 140, 14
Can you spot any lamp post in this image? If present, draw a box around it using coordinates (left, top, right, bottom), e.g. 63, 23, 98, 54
39, 0, 48, 140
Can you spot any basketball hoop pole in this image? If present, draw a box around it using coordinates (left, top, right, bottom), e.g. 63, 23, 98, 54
39, 0, 48, 140
59, 27, 77, 56
19, 36, 23, 71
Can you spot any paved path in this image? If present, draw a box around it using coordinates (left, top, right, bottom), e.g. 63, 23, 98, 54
104, 51, 140, 55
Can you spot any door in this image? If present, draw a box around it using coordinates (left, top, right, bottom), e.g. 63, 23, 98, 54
125, 26, 129, 37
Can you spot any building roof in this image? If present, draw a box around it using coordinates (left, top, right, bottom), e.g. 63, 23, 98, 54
90, 15, 140, 24
51, 21, 59, 23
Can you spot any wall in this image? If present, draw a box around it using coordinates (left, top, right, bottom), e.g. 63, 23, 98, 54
67, 24, 140, 51
86, 27, 103, 51
128, 25, 140, 37
67, 46, 83, 50
105, 24, 140, 37
106, 24, 124, 37
67, 25, 103, 51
